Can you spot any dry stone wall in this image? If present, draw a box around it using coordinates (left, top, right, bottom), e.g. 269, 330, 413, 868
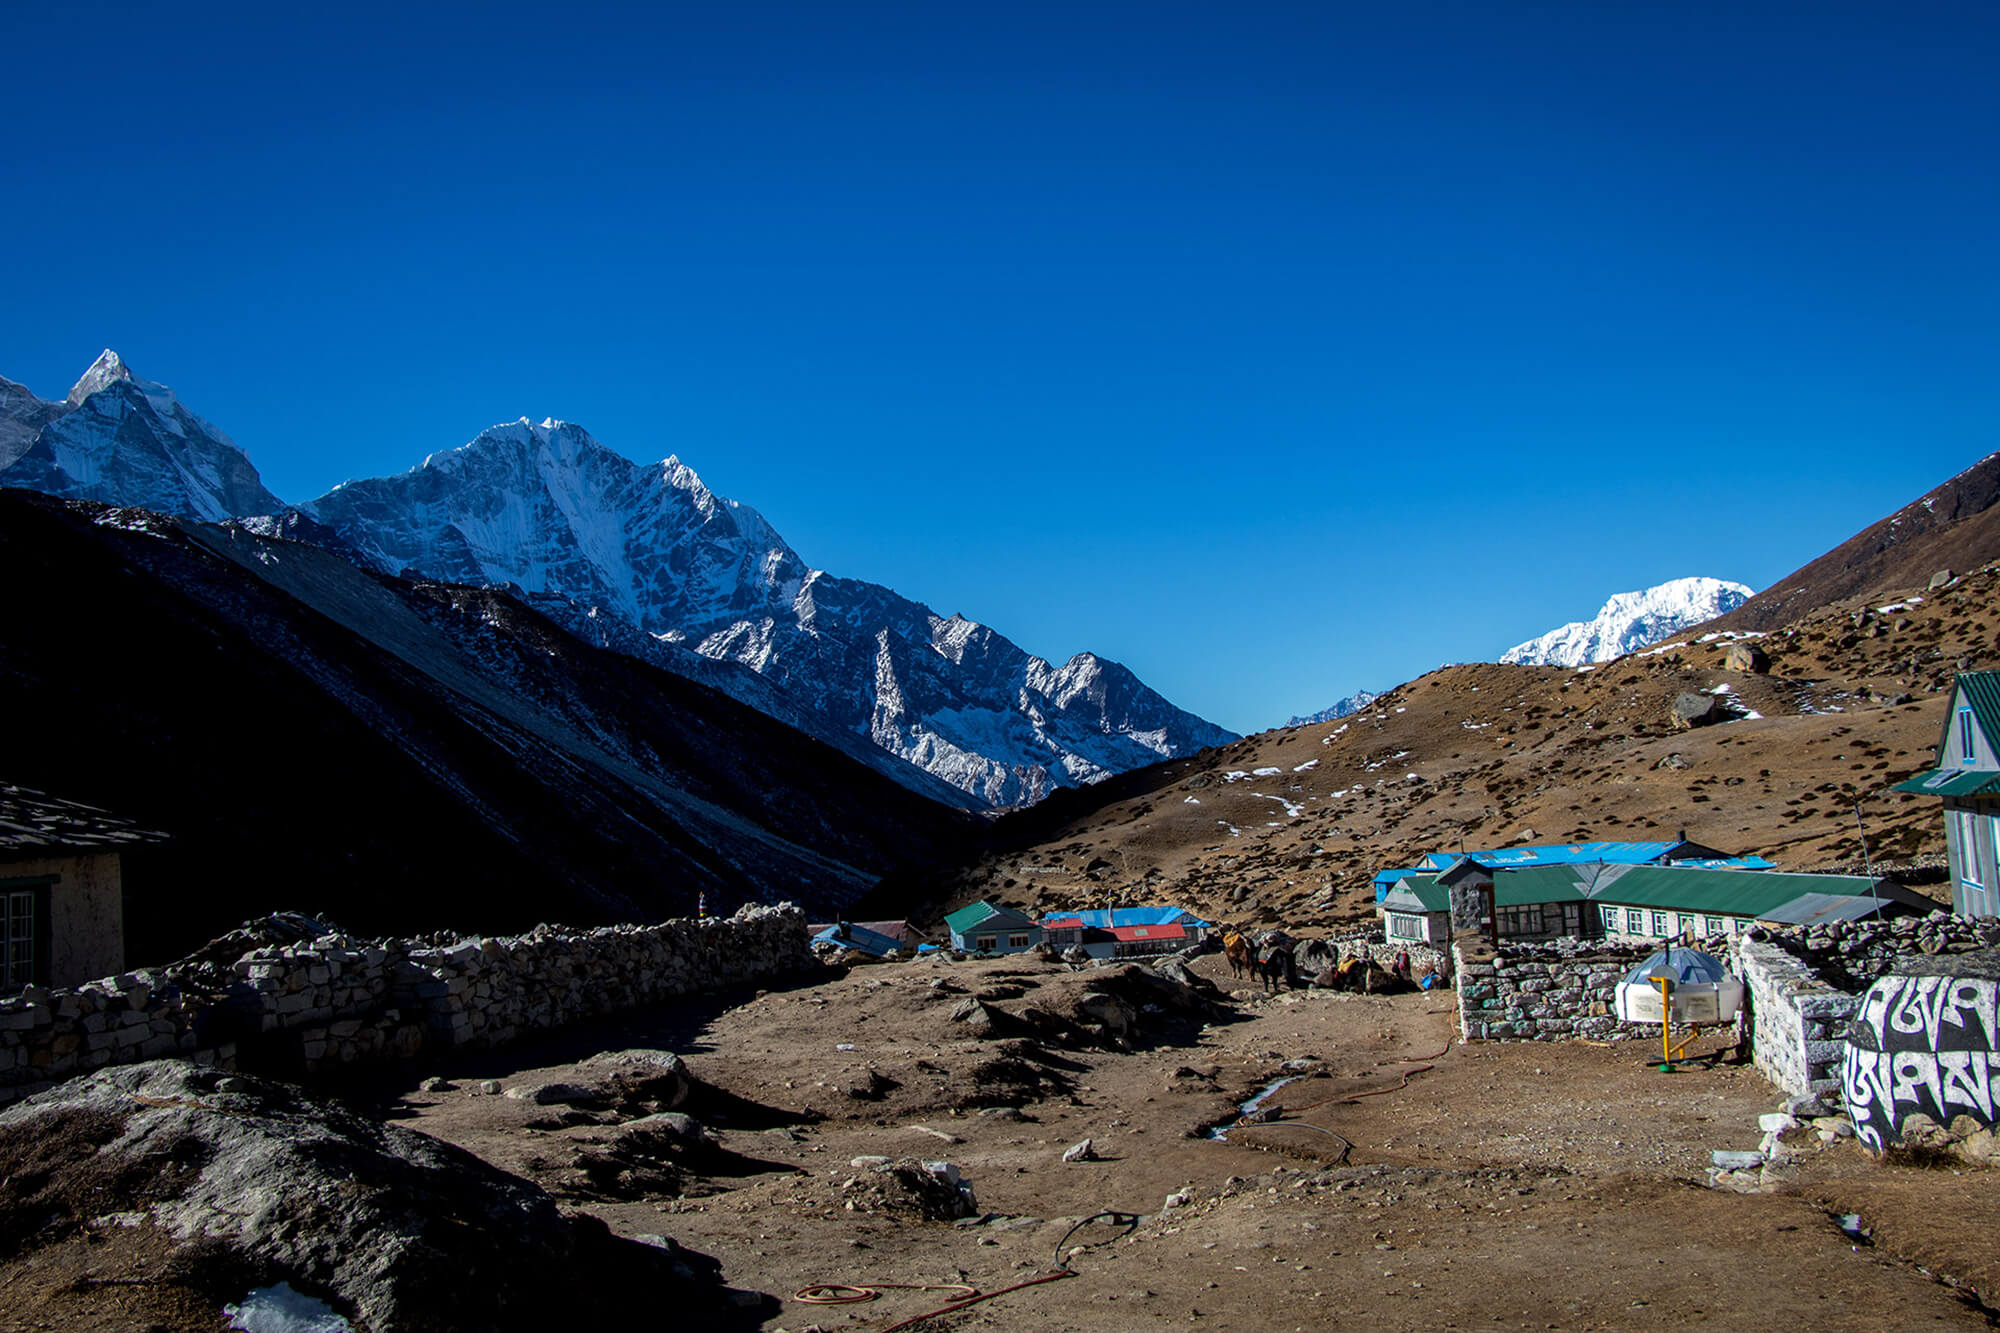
1727, 934, 1856, 1100
0, 904, 809, 1107
1320, 933, 1450, 978
1453, 939, 1661, 1042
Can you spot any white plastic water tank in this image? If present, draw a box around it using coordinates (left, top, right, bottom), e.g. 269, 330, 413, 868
1613, 947, 1745, 1024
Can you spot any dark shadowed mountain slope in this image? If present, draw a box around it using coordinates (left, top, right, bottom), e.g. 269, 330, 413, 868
0, 491, 980, 964
1710, 451, 2000, 633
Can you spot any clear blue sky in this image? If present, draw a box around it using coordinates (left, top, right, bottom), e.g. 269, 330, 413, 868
5, 1, 1996, 735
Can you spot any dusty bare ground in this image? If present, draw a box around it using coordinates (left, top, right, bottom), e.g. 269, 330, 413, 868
387, 951, 2000, 1332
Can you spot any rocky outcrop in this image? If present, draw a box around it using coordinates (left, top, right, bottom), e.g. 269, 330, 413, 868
0, 1060, 729, 1331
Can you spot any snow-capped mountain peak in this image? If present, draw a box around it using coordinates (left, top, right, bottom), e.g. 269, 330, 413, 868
1500, 576, 1754, 667
1, 351, 282, 522
302, 419, 1233, 804
1, 352, 1237, 806
1288, 689, 1381, 728
66, 348, 136, 405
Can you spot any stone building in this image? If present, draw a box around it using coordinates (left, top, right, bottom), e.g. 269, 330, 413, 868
0, 782, 164, 989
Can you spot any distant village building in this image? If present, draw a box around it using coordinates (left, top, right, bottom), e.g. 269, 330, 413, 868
1373, 838, 1774, 902
943, 901, 1041, 954
0, 782, 164, 990
1036, 906, 1213, 959
1379, 859, 1931, 948
810, 921, 910, 957
1893, 670, 2000, 919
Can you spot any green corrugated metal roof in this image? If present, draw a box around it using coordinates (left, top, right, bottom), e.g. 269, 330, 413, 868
945, 900, 1031, 934
1593, 864, 1882, 915
1960, 670, 2000, 742
1491, 865, 1590, 905
1382, 878, 1449, 912
1892, 767, 2000, 797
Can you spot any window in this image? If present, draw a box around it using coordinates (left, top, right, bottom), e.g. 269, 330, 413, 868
1600, 905, 1620, 933
1957, 810, 1990, 890
1008, 933, 1030, 949
1962, 708, 1978, 764
1388, 914, 1427, 941
0, 884, 49, 991
1705, 916, 1723, 935
1497, 905, 1541, 936
1652, 911, 1669, 936
1625, 908, 1644, 933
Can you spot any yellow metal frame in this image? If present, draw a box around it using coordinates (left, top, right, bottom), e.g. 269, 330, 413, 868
1653, 975, 1701, 1071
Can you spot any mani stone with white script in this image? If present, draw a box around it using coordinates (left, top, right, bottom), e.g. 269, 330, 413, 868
1842, 953, 2000, 1157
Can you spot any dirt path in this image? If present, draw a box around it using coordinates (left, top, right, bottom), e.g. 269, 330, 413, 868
395, 952, 1997, 1330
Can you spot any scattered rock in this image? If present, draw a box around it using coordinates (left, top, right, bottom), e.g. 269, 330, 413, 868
613, 1112, 709, 1153
1062, 1138, 1098, 1163
949, 998, 1002, 1037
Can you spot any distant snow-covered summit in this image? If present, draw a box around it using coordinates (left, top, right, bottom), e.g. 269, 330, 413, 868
1500, 577, 1753, 667
1288, 690, 1380, 728
0, 350, 282, 521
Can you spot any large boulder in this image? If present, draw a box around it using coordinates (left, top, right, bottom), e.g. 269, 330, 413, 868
0, 1060, 726, 1331
1672, 691, 1731, 729
1723, 643, 1770, 673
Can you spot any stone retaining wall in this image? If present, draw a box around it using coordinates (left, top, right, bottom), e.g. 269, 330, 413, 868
0, 904, 809, 1107
1728, 934, 1856, 1100
1321, 934, 1450, 979
1453, 940, 1660, 1042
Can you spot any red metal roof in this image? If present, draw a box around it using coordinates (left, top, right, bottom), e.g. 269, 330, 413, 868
1107, 923, 1187, 942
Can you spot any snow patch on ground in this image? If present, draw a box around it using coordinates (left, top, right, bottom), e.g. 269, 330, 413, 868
1248, 792, 1304, 818
225, 1283, 355, 1333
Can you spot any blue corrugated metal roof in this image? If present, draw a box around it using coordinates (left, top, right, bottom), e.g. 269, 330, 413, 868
1381, 842, 1771, 891
813, 923, 905, 956
1042, 906, 1211, 930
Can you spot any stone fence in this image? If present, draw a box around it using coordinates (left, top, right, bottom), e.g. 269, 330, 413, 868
1320, 933, 1451, 981
1727, 933, 1866, 1101
0, 904, 809, 1107
1452, 939, 1662, 1043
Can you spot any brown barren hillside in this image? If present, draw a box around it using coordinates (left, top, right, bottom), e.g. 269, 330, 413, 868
891, 560, 2000, 934
1711, 450, 2000, 632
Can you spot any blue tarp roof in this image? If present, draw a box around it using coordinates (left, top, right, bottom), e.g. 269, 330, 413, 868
812, 923, 905, 956
1040, 907, 1212, 930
